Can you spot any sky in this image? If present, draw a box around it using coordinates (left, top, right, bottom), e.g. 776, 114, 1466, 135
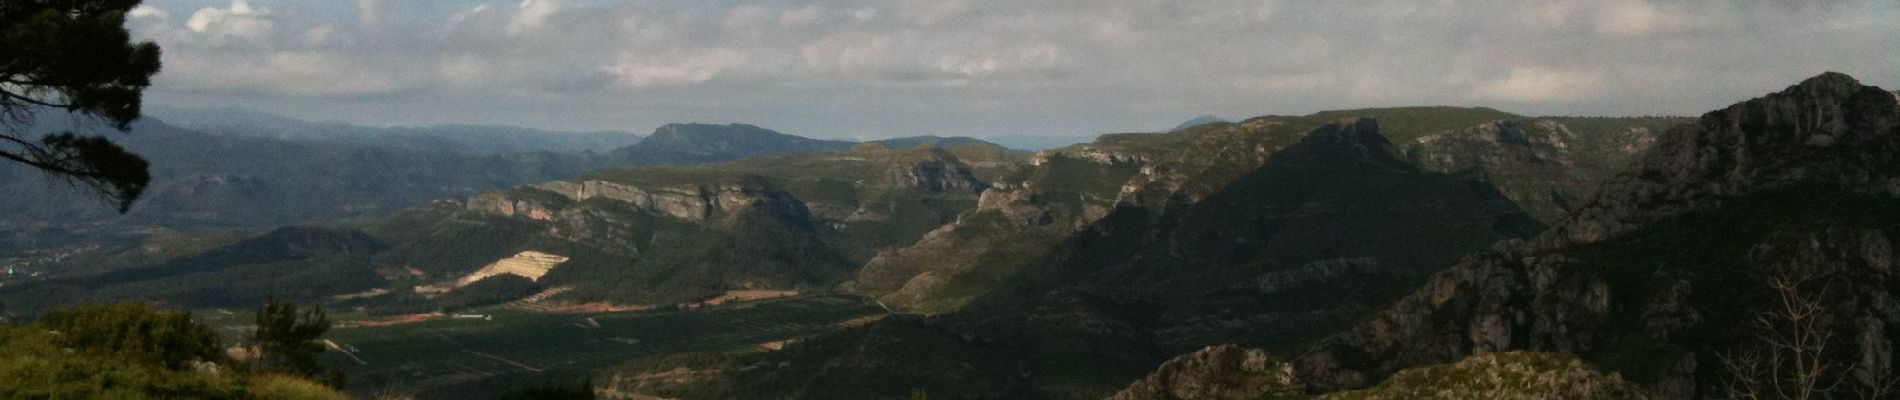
129, 0, 1900, 140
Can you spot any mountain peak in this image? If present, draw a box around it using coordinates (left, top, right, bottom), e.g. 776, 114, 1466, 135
1537, 72, 1898, 246
1297, 73, 1900, 393
620, 123, 853, 160
1173, 115, 1229, 130
1794, 71, 1863, 93
648, 123, 775, 138
1263, 117, 1412, 171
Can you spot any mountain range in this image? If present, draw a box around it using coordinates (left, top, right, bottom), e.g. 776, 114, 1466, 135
5, 74, 1893, 399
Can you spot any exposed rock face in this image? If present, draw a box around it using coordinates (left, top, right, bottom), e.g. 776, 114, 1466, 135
530, 179, 813, 223
1106, 345, 1298, 400
1541, 72, 1900, 248
1032, 147, 1150, 166
1295, 73, 1900, 399
892, 157, 987, 193
466, 190, 563, 221
1317, 352, 1647, 400
1110, 351, 1645, 400
975, 185, 1054, 226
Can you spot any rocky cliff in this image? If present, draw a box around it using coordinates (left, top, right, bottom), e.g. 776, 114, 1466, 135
1296, 72, 1900, 399
522, 178, 816, 224
1110, 350, 1644, 400
1106, 345, 1301, 400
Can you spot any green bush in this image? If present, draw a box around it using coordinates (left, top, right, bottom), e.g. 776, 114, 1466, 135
0, 302, 350, 400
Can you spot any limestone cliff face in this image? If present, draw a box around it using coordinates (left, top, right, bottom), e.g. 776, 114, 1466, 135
1536, 74, 1900, 247
1296, 73, 1900, 399
1106, 345, 1298, 400
529, 179, 813, 224
890, 156, 987, 193
465, 190, 562, 221
460, 177, 823, 259
975, 184, 1054, 226
1031, 147, 1150, 167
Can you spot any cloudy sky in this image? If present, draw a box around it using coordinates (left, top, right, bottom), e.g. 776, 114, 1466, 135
130, 0, 1899, 139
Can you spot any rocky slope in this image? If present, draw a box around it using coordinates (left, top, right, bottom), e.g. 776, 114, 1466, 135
845, 108, 1680, 316
1110, 350, 1643, 400
1105, 345, 1301, 400
1295, 72, 1900, 399
1404, 116, 1688, 222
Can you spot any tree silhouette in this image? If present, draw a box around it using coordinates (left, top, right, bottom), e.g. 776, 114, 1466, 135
1, 0, 162, 212
248, 299, 340, 385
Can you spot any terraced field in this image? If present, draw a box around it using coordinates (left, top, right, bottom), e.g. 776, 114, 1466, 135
318, 295, 885, 398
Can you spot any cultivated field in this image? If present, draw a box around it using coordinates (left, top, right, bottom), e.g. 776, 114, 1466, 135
317, 295, 884, 398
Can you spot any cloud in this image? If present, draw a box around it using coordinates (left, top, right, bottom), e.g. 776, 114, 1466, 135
130, 0, 1900, 137
1471, 68, 1607, 103
129, 5, 171, 21
602, 49, 750, 88
182, 0, 273, 44
506, 0, 562, 36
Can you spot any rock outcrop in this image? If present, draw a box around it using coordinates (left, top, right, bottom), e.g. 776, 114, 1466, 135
1296, 72, 1900, 399
1106, 345, 1300, 400
1540, 72, 1900, 247
891, 156, 987, 193
529, 179, 813, 224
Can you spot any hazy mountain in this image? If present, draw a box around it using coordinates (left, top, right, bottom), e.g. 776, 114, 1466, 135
605, 123, 856, 164
1295, 72, 1900, 399
869, 135, 1002, 149
0, 120, 605, 231
148, 107, 643, 154
979, 133, 1100, 150
1173, 114, 1228, 130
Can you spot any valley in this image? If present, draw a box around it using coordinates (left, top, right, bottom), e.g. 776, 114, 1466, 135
314, 295, 881, 398
4, 3, 1893, 399
0, 103, 1717, 399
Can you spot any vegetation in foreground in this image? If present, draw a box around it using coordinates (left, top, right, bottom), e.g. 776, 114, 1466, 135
0, 302, 347, 400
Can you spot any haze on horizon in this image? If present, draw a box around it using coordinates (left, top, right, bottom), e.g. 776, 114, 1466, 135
131, 0, 1899, 140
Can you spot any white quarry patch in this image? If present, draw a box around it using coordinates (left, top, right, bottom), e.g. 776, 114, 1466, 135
456, 250, 569, 286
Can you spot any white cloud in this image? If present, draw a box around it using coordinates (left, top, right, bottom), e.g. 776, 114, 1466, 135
506, 0, 562, 36
183, 0, 273, 44
602, 49, 750, 88
1595, 0, 1667, 36
126, 0, 1900, 136
129, 5, 171, 21
1471, 68, 1607, 103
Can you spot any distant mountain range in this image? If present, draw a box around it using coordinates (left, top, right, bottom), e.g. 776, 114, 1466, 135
147, 107, 646, 154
